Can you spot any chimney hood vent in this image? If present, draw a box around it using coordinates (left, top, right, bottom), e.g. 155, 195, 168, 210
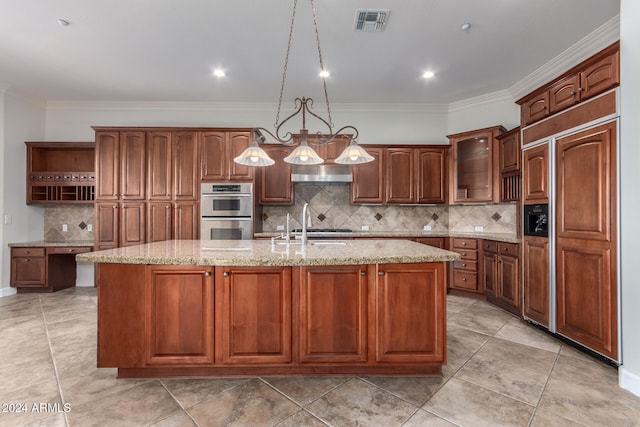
291, 164, 352, 183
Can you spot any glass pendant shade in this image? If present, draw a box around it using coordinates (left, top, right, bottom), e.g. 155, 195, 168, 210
334, 140, 375, 165
233, 142, 275, 166
283, 141, 324, 165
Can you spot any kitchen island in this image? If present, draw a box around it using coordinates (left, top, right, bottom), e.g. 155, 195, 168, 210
77, 239, 459, 378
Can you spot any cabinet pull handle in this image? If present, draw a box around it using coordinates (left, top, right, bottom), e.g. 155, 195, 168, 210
378, 271, 384, 276
222, 272, 229, 277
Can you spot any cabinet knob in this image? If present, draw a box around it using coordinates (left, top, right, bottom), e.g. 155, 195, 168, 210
222, 272, 229, 277
462, 278, 467, 281
462, 252, 467, 257
205, 272, 212, 277
462, 242, 467, 246
360, 271, 366, 276
462, 263, 467, 267
578, 87, 584, 92
571, 91, 576, 96
503, 248, 508, 252
378, 271, 385, 276
68, 249, 74, 252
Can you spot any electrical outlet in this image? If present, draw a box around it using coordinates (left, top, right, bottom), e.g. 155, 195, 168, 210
62, 224, 68, 232
87, 224, 93, 232
474, 226, 484, 232
276, 225, 284, 231
423, 225, 432, 231
361, 225, 370, 231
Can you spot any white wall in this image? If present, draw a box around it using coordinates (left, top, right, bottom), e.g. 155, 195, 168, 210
45, 102, 450, 146
447, 90, 520, 135
619, 0, 640, 396
1, 91, 46, 291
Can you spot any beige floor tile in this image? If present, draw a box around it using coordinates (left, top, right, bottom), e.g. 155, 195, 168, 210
529, 408, 587, 426
0, 379, 64, 426
161, 378, 251, 408
442, 324, 491, 377
403, 409, 458, 427
148, 411, 197, 427
187, 378, 300, 427
305, 378, 417, 426
23, 413, 68, 426
262, 376, 349, 406
361, 376, 446, 406
422, 377, 535, 427
66, 380, 182, 427
477, 337, 558, 375
495, 317, 562, 354
0, 355, 58, 396
274, 409, 328, 427
58, 369, 150, 408
447, 305, 514, 336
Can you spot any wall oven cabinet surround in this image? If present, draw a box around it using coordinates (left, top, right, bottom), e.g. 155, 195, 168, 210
517, 42, 619, 127
26, 142, 95, 205
200, 131, 254, 182
10, 244, 92, 293
448, 126, 505, 204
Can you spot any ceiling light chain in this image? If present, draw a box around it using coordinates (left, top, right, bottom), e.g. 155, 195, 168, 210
233, 0, 374, 167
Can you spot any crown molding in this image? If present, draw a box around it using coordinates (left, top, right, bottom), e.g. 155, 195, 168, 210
509, 14, 620, 101
448, 89, 514, 113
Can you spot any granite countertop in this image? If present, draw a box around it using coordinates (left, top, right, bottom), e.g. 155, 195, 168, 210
9, 240, 94, 248
254, 231, 519, 244
76, 239, 460, 267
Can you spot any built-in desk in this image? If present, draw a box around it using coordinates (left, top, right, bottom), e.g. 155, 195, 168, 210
9, 241, 93, 293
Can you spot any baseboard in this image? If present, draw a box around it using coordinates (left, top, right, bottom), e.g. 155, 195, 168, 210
75, 282, 94, 288
0, 287, 17, 298
619, 366, 640, 397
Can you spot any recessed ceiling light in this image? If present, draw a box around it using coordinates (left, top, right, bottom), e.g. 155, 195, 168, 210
212, 69, 226, 78
460, 22, 471, 31
422, 71, 435, 79
57, 19, 70, 27
319, 70, 330, 78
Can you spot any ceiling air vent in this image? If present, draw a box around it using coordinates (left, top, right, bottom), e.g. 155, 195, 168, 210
353, 9, 390, 32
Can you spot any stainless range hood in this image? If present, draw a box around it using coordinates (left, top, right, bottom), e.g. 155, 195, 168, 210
291, 164, 353, 183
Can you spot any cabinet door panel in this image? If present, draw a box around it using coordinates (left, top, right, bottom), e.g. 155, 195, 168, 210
385, 148, 414, 203
120, 132, 146, 200
522, 144, 549, 204
523, 236, 548, 326
11, 256, 46, 286
298, 266, 368, 363
258, 146, 293, 204
351, 147, 384, 204
522, 92, 549, 126
95, 202, 119, 250
95, 132, 119, 200
228, 132, 254, 180
580, 50, 619, 101
376, 263, 445, 363
549, 75, 580, 114
497, 254, 519, 309
173, 131, 199, 200
482, 252, 497, 298
146, 266, 214, 365
200, 131, 226, 180
216, 267, 291, 364
120, 202, 146, 247
556, 123, 615, 242
174, 202, 199, 240
147, 131, 172, 201
147, 202, 172, 243
415, 148, 446, 204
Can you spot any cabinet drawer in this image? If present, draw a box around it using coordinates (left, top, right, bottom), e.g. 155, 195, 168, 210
482, 240, 497, 253
452, 270, 478, 291
452, 238, 477, 250
47, 246, 92, 255
451, 248, 477, 261
453, 260, 477, 272
11, 247, 45, 257
497, 242, 519, 258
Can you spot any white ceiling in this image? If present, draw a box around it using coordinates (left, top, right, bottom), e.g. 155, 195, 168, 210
0, 0, 620, 105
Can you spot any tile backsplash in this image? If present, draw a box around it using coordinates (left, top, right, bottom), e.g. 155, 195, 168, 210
44, 206, 94, 241
262, 184, 517, 234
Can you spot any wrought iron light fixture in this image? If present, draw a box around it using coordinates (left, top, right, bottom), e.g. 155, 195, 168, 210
233, 0, 374, 167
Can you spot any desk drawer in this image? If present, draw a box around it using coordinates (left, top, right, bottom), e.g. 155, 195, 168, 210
11, 247, 45, 257
47, 246, 92, 255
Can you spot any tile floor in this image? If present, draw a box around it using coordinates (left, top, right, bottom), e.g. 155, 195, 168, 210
1, 287, 639, 427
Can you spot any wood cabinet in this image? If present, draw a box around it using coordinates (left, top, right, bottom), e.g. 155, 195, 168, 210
200, 131, 254, 181
216, 266, 292, 365
523, 236, 549, 326
26, 142, 95, 204
482, 240, 520, 316
449, 238, 480, 293
522, 143, 549, 204
555, 121, 617, 360
351, 146, 384, 204
10, 245, 92, 293
308, 137, 349, 163
518, 42, 619, 126
448, 126, 504, 203
257, 145, 293, 204
146, 266, 214, 365
496, 127, 521, 202
375, 263, 446, 363
96, 131, 146, 201
385, 146, 447, 204
415, 237, 446, 249
95, 201, 145, 250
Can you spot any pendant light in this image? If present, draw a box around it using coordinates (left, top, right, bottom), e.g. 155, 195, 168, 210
233, 0, 373, 167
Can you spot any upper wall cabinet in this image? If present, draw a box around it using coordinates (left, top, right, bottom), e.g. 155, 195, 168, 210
496, 127, 521, 202
200, 131, 254, 182
448, 126, 505, 204
518, 42, 619, 127
26, 141, 95, 205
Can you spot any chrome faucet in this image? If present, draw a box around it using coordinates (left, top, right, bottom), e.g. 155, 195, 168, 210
301, 203, 312, 246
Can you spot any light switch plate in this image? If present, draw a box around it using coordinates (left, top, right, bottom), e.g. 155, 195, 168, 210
423, 225, 432, 231
276, 225, 284, 231
87, 224, 93, 232
62, 224, 68, 232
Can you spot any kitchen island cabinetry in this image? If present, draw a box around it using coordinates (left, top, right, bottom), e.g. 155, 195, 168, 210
81, 239, 456, 377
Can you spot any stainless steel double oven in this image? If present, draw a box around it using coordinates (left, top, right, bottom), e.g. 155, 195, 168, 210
200, 183, 253, 240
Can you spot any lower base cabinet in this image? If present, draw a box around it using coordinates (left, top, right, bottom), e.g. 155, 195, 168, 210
10, 246, 92, 292
97, 262, 447, 376
523, 236, 549, 326
482, 240, 521, 316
